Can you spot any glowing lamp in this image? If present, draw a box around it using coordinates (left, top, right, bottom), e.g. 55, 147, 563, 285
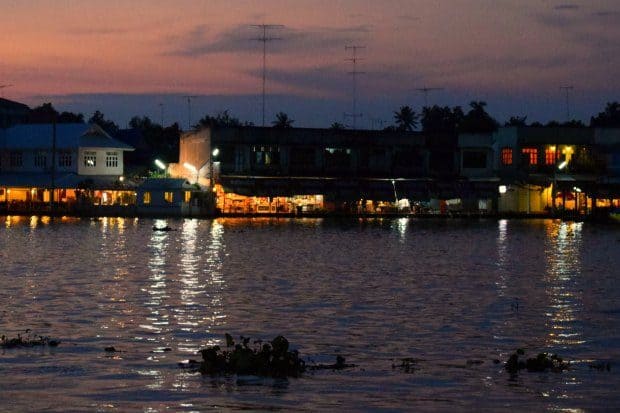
499, 185, 507, 194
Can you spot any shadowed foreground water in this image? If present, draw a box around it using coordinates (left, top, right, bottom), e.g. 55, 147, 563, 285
1, 216, 619, 411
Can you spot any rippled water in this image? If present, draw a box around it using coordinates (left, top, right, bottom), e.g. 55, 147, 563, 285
1, 216, 619, 411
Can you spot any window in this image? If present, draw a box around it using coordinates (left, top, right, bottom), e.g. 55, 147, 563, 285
184, 191, 191, 203
34, 152, 47, 168
252, 145, 280, 166
164, 192, 173, 203
58, 151, 72, 167
521, 148, 538, 165
324, 147, 352, 169
105, 152, 118, 168
545, 147, 558, 165
142, 192, 151, 205
501, 148, 513, 165
84, 151, 97, 167
463, 151, 487, 169
9, 151, 23, 168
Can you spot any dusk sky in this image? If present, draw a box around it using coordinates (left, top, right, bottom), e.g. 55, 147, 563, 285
1, 0, 618, 129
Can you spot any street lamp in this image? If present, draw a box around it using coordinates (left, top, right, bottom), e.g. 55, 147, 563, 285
154, 159, 167, 177
211, 148, 219, 189
183, 162, 198, 184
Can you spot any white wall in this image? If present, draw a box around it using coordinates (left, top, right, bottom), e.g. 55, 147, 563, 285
77, 147, 124, 176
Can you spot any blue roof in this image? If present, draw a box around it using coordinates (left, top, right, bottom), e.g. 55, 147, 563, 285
0, 123, 134, 150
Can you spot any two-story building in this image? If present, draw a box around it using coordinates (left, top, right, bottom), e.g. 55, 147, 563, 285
170, 126, 432, 214
0, 123, 134, 211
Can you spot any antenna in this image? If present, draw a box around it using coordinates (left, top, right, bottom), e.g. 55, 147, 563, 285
345, 45, 365, 130
0, 84, 13, 98
415, 87, 444, 107
560, 86, 574, 121
251, 24, 284, 127
184, 95, 198, 130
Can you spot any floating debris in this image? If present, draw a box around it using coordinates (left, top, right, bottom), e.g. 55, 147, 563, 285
505, 348, 569, 374
392, 357, 418, 373
104, 346, 120, 353
1, 331, 60, 349
308, 355, 356, 371
152, 226, 173, 232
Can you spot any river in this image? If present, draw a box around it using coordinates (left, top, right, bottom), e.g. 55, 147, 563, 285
1, 216, 619, 411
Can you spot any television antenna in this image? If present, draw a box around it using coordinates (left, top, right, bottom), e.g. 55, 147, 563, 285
184, 95, 198, 130
251, 24, 284, 127
0, 84, 13, 98
560, 86, 574, 121
344, 45, 365, 130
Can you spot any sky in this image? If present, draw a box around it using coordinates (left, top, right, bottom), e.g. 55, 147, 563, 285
1, 0, 618, 129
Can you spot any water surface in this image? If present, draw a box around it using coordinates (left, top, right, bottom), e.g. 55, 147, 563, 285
1, 216, 619, 411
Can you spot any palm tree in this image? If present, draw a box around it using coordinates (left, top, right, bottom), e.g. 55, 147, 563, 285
393, 106, 419, 131
272, 112, 294, 128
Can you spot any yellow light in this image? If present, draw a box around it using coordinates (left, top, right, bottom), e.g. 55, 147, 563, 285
548, 145, 556, 151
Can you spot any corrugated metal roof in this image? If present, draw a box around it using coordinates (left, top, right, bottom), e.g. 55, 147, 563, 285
0, 123, 134, 150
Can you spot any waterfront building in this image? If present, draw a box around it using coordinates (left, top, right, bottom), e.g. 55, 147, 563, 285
0, 123, 135, 213
136, 178, 212, 217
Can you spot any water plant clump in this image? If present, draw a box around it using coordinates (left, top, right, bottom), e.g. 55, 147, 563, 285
505, 348, 569, 374
1, 331, 60, 349
194, 334, 306, 378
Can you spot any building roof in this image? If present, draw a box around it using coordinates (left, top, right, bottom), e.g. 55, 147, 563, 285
0, 123, 134, 150
139, 178, 194, 190
0, 97, 30, 112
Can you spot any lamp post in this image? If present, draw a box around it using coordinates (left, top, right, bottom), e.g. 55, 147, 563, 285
211, 148, 219, 189
391, 179, 398, 206
154, 159, 167, 177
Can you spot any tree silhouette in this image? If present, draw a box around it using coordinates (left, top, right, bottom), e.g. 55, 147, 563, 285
195, 110, 251, 129
89, 110, 119, 135
393, 105, 418, 131
458, 101, 499, 133
505, 116, 527, 127
421, 105, 464, 133
330, 122, 346, 130
590, 102, 620, 128
27, 103, 84, 124
272, 112, 294, 128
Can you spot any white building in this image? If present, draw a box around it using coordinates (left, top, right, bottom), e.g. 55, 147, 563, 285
0, 123, 134, 206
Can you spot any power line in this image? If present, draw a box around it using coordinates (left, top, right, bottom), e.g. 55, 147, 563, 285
415, 87, 444, 107
251, 24, 284, 127
344, 45, 365, 130
184, 95, 198, 130
560, 86, 574, 121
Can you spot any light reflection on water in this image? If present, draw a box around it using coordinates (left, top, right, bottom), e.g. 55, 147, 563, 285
0, 217, 619, 411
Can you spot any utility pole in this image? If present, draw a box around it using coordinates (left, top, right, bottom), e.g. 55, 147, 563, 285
560, 86, 574, 121
184, 95, 198, 130
251, 24, 284, 127
158, 103, 164, 127
345, 45, 365, 130
415, 87, 444, 108
0, 84, 12, 98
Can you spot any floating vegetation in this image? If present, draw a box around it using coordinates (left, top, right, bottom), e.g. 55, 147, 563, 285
152, 225, 174, 232
179, 334, 355, 378
1, 331, 60, 349
505, 348, 569, 374
392, 357, 420, 373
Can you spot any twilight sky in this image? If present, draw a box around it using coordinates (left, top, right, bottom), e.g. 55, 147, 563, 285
1, 0, 618, 129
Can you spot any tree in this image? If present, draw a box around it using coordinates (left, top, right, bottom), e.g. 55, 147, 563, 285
195, 110, 249, 129
272, 112, 294, 128
393, 105, 418, 131
330, 122, 346, 130
458, 101, 499, 133
590, 102, 620, 128
89, 110, 119, 136
421, 105, 464, 134
505, 116, 527, 127
27, 103, 85, 124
